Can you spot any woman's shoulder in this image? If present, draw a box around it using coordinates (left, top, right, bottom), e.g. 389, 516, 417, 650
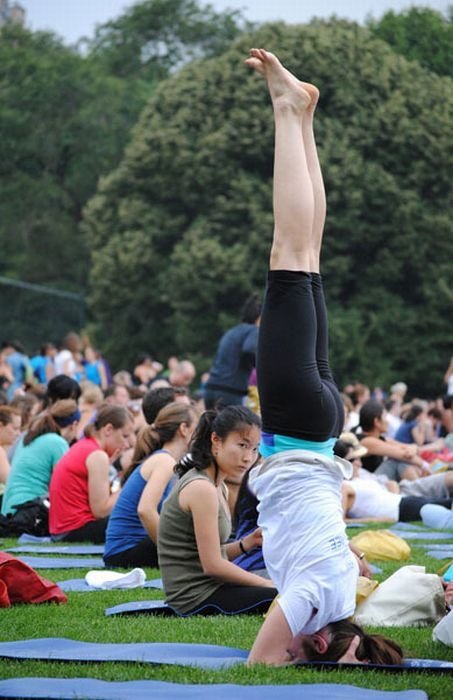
31, 432, 68, 450
141, 449, 175, 475
178, 467, 214, 489
361, 434, 385, 444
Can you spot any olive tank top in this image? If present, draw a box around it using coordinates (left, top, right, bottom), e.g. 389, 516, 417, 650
157, 467, 231, 613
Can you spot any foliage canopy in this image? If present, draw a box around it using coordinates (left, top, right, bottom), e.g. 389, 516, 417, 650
84, 20, 453, 395
368, 6, 453, 77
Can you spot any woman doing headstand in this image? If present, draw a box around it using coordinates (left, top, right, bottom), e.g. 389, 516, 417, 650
245, 49, 402, 666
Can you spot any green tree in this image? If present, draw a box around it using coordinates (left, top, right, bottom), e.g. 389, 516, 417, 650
368, 6, 453, 77
84, 0, 251, 82
84, 20, 453, 395
0, 25, 142, 293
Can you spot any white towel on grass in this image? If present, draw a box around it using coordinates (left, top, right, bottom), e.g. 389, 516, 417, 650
85, 568, 146, 589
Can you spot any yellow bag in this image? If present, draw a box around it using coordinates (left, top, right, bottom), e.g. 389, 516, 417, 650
356, 576, 379, 605
350, 529, 411, 561
354, 566, 445, 627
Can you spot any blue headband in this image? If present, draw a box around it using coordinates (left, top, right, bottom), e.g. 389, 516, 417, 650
55, 409, 81, 427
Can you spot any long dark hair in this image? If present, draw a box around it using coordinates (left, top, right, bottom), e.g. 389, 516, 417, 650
23, 399, 79, 446
175, 405, 261, 481
401, 404, 424, 423
303, 620, 404, 664
122, 401, 198, 485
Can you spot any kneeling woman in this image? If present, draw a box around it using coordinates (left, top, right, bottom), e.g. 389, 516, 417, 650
104, 401, 198, 567
49, 405, 134, 543
158, 405, 277, 615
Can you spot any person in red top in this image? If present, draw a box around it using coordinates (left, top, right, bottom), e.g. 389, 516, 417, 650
49, 404, 134, 543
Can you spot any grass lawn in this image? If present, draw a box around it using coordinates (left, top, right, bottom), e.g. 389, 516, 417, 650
0, 525, 452, 698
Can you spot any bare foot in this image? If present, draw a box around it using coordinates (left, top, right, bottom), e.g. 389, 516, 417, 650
245, 48, 315, 112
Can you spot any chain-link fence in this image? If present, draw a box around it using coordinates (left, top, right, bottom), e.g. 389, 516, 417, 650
0, 276, 85, 353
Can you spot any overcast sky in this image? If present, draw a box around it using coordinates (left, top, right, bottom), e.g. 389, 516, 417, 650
19, 1, 449, 45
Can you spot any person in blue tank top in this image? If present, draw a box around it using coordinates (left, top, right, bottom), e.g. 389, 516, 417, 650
104, 402, 198, 568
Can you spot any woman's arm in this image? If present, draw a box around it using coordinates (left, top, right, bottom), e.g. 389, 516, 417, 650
411, 422, 426, 447
361, 436, 423, 467
98, 361, 109, 391
0, 446, 10, 484
180, 479, 274, 587
341, 482, 355, 517
225, 527, 263, 560
137, 456, 175, 542
86, 450, 119, 519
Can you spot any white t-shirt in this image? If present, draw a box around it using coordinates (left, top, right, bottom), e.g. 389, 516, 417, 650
384, 412, 402, 439
348, 478, 401, 521
54, 349, 77, 378
249, 450, 358, 636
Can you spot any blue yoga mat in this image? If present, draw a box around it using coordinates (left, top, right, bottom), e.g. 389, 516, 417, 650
413, 543, 453, 550
0, 639, 450, 674
19, 556, 104, 569
0, 679, 429, 700
105, 596, 275, 617
8, 545, 105, 555
0, 639, 246, 669
58, 577, 163, 592
425, 550, 453, 560
390, 523, 426, 532
18, 534, 52, 544
389, 529, 453, 540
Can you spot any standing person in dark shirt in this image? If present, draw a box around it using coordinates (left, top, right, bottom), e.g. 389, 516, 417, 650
204, 295, 261, 409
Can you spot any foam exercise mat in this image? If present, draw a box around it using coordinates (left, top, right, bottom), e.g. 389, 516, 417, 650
18, 556, 104, 569
389, 530, 453, 540
0, 639, 451, 673
7, 545, 105, 555
104, 596, 275, 617
413, 544, 453, 550
0, 678, 429, 700
18, 534, 52, 544
58, 577, 163, 592
390, 523, 427, 532
0, 639, 247, 669
425, 550, 453, 560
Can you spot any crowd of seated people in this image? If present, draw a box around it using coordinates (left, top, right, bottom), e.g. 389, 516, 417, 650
0, 323, 451, 666
1, 331, 452, 540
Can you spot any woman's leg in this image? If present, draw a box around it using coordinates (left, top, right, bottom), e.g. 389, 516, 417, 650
250, 49, 340, 440
302, 76, 344, 434
246, 49, 314, 271
399, 496, 452, 522
60, 518, 108, 544
188, 583, 277, 616
103, 537, 159, 568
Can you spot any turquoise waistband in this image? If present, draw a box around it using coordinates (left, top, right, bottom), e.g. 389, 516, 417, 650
260, 432, 336, 458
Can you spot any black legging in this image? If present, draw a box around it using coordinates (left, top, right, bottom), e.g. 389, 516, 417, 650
103, 537, 158, 568
59, 518, 109, 544
257, 270, 343, 441
184, 583, 277, 616
399, 496, 452, 522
